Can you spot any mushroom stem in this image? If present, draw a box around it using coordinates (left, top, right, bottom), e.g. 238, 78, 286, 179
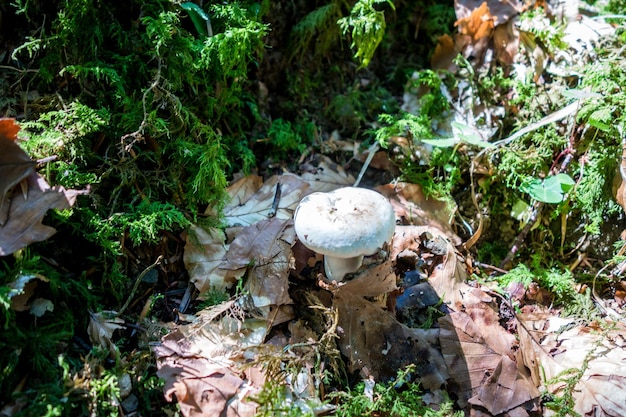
324, 255, 364, 281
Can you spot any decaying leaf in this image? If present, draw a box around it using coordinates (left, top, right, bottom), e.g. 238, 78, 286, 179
377, 182, 457, 240
87, 311, 125, 358
223, 218, 295, 317
455, 0, 521, 26
0, 118, 36, 225
183, 225, 243, 293
29, 298, 54, 317
517, 314, 626, 416
393, 224, 540, 414
223, 173, 308, 227
468, 355, 539, 415
299, 156, 355, 193
155, 327, 259, 417
7, 273, 49, 313
455, 2, 495, 43
331, 261, 449, 390
0, 174, 80, 256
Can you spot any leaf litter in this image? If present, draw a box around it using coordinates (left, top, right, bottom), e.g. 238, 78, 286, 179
154, 1, 626, 415
163, 146, 626, 415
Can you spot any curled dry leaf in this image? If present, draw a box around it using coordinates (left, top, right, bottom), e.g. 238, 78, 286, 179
0, 174, 83, 256
87, 311, 125, 358
517, 314, 626, 417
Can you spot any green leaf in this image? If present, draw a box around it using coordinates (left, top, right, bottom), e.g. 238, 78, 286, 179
421, 137, 458, 147
181, 2, 212, 37
525, 173, 575, 204
421, 123, 493, 148
562, 89, 602, 100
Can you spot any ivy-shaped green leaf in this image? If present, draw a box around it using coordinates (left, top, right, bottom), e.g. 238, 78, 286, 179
524, 173, 575, 204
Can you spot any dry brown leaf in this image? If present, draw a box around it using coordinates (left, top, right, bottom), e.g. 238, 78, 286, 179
87, 311, 125, 358
468, 355, 540, 415
183, 225, 243, 294
377, 183, 457, 241
223, 173, 309, 227
8, 273, 49, 312
392, 225, 540, 413
493, 19, 520, 66
440, 312, 540, 414
517, 315, 626, 416
431, 33, 466, 71
331, 261, 449, 389
0, 118, 36, 225
455, 2, 494, 42
0, 174, 79, 256
455, 0, 521, 25
300, 156, 355, 193
222, 218, 294, 312
155, 328, 259, 417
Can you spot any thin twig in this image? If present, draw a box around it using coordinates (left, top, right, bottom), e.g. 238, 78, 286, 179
118, 255, 163, 316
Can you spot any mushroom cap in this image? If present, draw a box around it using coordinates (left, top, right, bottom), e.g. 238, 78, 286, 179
293, 187, 396, 258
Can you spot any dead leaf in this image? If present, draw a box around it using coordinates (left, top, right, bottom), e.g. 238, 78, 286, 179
0, 174, 76, 256
155, 328, 259, 417
431, 33, 466, 71
222, 218, 295, 313
493, 19, 520, 66
183, 225, 243, 294
333, 288, 449, 390
87, 311, 125, 358
331, 261, 449, 389
299, 156, 355, 193
468, 355, 540, 415
223, 174, 309, 228
377, 183, 458, 241
517, 315, 626, 416
0, 119, 37, 225
7, 273, 49, 312
455, 0, 521, 25
29, 298, 54, 317
455, 2, 495, 43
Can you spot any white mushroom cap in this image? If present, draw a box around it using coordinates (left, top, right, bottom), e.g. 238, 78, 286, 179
293, 186, 396, 280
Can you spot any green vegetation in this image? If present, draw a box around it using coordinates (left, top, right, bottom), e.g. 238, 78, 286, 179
331, 365, 461, 417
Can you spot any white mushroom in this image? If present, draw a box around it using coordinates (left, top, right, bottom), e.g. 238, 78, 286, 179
293, 186, 396, 281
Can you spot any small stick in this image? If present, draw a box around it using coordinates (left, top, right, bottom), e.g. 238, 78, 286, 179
268, 182, 282, 217
118, 255, 163, 316
500, 202, 543, 269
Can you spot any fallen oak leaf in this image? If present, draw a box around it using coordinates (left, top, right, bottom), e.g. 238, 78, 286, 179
222, 218, 295, 318
0, 174, 79, 256
468, 355, 540, 415
517, 314, 626, 416
223, 173, 308, 228
0, 119, 37, 225
331, 261, 449, 390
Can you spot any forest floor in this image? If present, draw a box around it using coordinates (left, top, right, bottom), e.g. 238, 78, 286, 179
3, 0, 626, 416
